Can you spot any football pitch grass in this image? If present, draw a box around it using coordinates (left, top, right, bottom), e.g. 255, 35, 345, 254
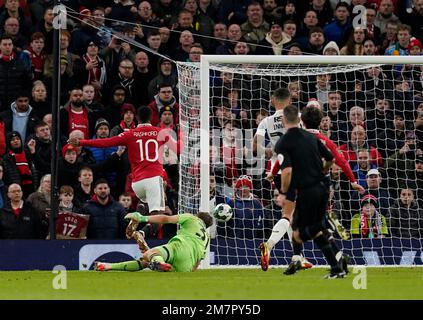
0, 268, 422, 300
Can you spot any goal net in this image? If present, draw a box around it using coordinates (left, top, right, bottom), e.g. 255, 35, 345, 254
177, 55, 423, 267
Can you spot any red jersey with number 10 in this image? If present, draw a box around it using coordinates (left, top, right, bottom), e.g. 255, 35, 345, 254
79, 124, 174, 182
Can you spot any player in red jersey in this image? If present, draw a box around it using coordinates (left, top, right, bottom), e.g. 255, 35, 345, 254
260, 105, 365, 274
68, 106, 179, 240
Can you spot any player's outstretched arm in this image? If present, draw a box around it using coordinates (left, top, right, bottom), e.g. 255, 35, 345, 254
125, 212, 179, 224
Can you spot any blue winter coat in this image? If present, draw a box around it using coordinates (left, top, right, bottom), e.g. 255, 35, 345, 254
80, 197, 126, 239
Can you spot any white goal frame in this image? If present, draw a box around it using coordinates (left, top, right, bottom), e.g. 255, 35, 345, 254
198, 55, 423, 269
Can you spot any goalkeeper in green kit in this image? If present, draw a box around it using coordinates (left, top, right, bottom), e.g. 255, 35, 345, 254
95, 212, 213, 272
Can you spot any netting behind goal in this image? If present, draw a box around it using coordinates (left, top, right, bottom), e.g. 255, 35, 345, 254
177, 57, 423, 267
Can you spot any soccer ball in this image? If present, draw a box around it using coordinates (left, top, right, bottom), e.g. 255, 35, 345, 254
213, 203, 233, 222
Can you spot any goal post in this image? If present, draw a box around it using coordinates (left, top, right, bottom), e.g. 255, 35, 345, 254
178, 55, 423, 269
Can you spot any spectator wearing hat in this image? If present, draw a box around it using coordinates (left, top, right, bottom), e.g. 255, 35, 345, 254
350, 194, 389, 238
74, 40, 107, 99
110, 103, 137, 137
402, 37, 423, 92
58, 143, 82, 188
323, 41, 340, 55
147, 83, 180, 127
407, 37, 423, 55
147, 57, 178, 101
158, 105, 177, 131
87, 118, 123, 193
354, 168, 393, 217
58, 140, 124, 190
256, 20, 292, 55
2, 131, 37, 198
224, 175, 265, 239
389, 188, 423, 238
45, 53, 77, 104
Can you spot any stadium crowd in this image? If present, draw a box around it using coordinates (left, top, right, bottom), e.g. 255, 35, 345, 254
0, 0, 422, 241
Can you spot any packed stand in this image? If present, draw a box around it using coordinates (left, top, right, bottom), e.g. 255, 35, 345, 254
0, 0, 421, 240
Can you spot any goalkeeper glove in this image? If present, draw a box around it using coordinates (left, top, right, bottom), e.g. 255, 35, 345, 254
125, 212, 149, 223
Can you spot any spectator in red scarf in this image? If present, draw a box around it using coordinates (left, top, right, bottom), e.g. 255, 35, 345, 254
74, 40, 107, 99
351, 194, 389, 238
110, 103, 137, 137
2, 131, 37, 198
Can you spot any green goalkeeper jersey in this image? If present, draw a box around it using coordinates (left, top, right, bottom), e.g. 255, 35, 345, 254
171, 213, 210, 264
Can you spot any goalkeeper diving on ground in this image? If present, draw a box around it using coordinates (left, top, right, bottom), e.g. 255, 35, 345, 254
95, 211, 212, 272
